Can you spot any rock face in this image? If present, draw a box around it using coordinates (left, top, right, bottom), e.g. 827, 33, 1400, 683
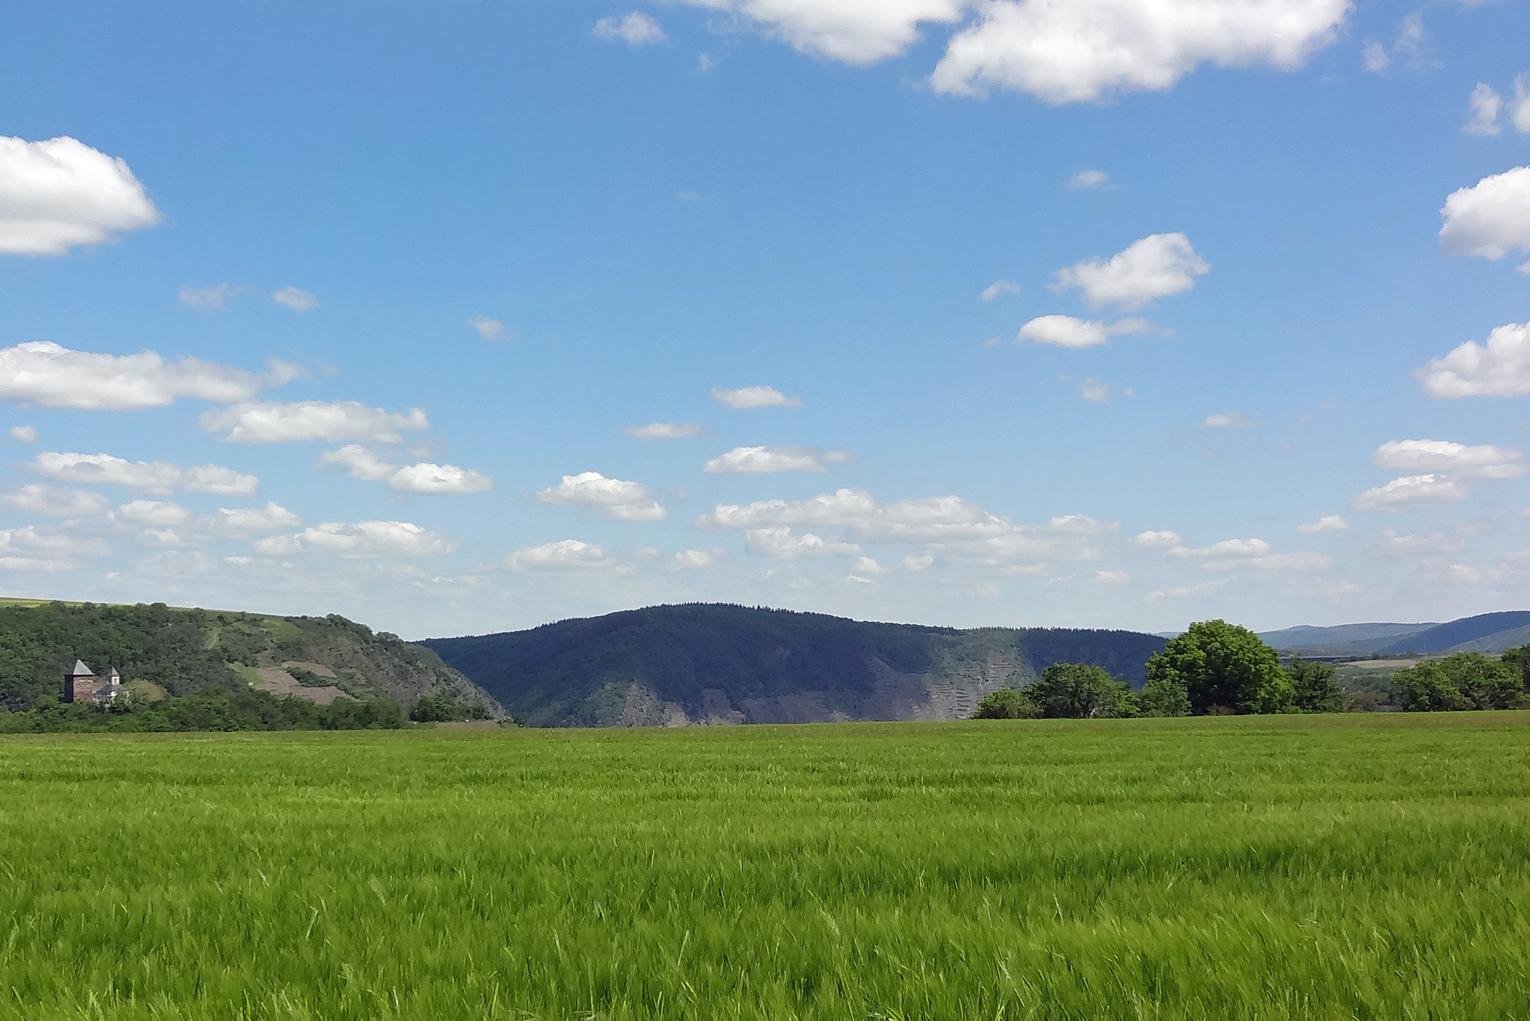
422, 604, 1167, 728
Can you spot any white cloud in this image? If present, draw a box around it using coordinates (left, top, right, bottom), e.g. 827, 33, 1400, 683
1363, 14, 1433, 76
1380, 528, 1469, 555
593, 11, 666, 45
34, 452, 258, 496
1204, 551, 1332, 573
1132, 529, 1182, 548
1513, 74, 1530, 134
980, 279, 1021, 301
1170, 538, 1273, 559
320, 444, 492, 495
1068, 169, 1110, 190
703, 445, 849, 474
1353, 474, 1468, 511
466, 315, 506, 341
0, 341, 289, 411
0, 526, 101, 572
213, 502, 302, 534
1079, 378, 1112, 404
1016, 315, 1151, 349
1203, 411, 1252, 430
1464, 83, 1503, 136
1, 484, 109, 519
1053, 233, 1208, 310
1417, 322, 1530, 398
1439, 167, 1530, 264
746, 527, 861, 559
178, 283, 248, 310
1094, 569, 1131, 585
8, 425, 36, 443
201, 401, 429, 444
272, 287, 318, 312
671, 548, 721, 570
537, 471, 666, 521
1361, 41, 1389, 74
710, 385, 801, 409
626, 422, 703, 440
931, 0, 1347, 103
1374, 439, 1525, 479
675, 0, 966, 65
506, 539, 611, 572
1298, 514, 1348, 534
117, 500, 192, 528
255, 521, 454, 558
0, 136, 160, 255
1146, 580, 1225, 604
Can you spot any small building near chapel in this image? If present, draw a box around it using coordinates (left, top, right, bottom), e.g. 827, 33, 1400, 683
63, 660, 124, 705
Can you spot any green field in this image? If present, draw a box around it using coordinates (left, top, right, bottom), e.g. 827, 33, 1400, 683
2, 715, 1529, 1019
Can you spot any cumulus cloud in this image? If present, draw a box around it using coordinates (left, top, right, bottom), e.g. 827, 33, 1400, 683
466, 315, 506, 341
931, 0, 1347, 103
672, 548, 721, 570
1464, 83, 1503, 136
201, 401, 429, 444
1417, 322, 1530, 398
1203, 551, 1332, 573
674, 0, 965, 65
593, 11, 666, 45
980, 279, 1021, 301
1514, 74, 1530, 134
1052, 233, 1208, 310
178, 283, 247, 310
746, 527, 861, 559
254, 521, 454, 558
626, 422, 703, 440
537, 471, 666, 521
320, 444, 492, 495
0, 526, 104, 572
1068, 169, 1110, 190
1203, 411, 1252, 430
506, 539, 611, 572
1170, 538, 1273, 559
1353, 474, 1468, 511
1, 484, 109, 519
272, 287, 318, 313
704, 445, 849, 474
1016, 315, 1152, 349
1439, 167, 1530, 266
212, 502, 302, 534
0, 136, 160, 255
33, 452, 258, 496
0, 341, 292, 411
710, 385, 801, 409
1132, 530, 1182, 548
699, 487, 1107, 563
8, 425, 36, 443
1298, 515, 1349, 534
1362, 14, 1433, 76
117, 500, 192, 528
1374, 439, 1525, 479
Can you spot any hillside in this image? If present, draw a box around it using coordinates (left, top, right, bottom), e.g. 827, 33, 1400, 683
1260, 612, 1530, 657
422, 604, 1167, 727
0, 601, 505, 718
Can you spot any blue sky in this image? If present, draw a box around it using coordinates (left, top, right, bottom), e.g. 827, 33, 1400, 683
2, 0, 1528, 638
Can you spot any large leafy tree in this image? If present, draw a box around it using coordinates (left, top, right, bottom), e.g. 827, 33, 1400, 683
1146, 620, 1293, 715
1131, 677, 1191, 717
1288, 658, 1344, 713
1395, 654, 1522, 712
1027, 663, 1134, 719
972, 688, 1036, 719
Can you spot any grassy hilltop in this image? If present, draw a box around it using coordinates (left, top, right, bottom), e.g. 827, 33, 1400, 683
0, 600, 503, 719
1, 713, 1527, 1019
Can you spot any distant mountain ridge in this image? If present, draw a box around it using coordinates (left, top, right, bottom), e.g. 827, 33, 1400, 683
1259, 612, 1530, 657
422, 603, 1167, 727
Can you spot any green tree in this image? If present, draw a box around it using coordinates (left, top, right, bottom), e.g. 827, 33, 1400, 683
1287, 658, 1344, 713
1145, 620, 1293, 715
410, 693, 461, 723
1026, 663, 1133, 719
972, 688, 1036, 720
1393, 661, 1469, 712
1130, 677, 1191, 718
1500, 646, 1530, 693
1441, 653, 1522, 710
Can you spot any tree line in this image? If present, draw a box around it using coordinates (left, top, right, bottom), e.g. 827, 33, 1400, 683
975, 619, 1530, 719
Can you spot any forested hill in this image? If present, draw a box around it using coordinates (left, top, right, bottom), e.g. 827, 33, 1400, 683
422, 604, 1167, 727
0, 600, 505, 718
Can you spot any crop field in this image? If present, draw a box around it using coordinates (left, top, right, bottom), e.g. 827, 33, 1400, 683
2, 714, 1529, 1020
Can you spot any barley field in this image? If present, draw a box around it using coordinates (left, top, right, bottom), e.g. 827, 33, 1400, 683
2, 713, 1528, 1020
